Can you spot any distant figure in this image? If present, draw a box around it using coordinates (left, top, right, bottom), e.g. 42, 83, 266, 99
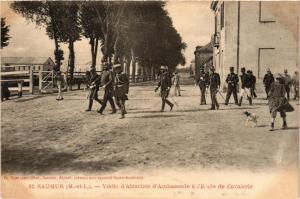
55, 71, 64, 101
196, 70, 209, 105
172, 70, 181, 96
85, 70, 91, 89
225, 67, 239, 105
283, 69, 292, 101
113, 63, 129, 119
292, 71, 299, 100
85, 68, 103, 112
1, 82, 10, 101
208, 67, 220, 110
248, 70, 257, 99
155, 66, 174, 112
268, 74, 294, 131
263, 68, 274, 99
238, 67, 252, 106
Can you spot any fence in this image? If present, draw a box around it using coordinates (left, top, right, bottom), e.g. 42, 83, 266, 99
1, 70, 34, 95
1, 70, 157, 96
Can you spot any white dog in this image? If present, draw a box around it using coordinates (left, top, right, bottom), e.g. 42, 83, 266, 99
243, 111, 258, 127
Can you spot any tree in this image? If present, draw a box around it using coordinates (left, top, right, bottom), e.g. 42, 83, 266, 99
1, 18, 11, 48
56, 2, 81, 87
79, 2, 104, 68
11, 1, 65, 71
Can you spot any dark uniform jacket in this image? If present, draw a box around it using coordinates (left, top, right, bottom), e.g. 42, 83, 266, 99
114, 72, 129, 100
226, 73, 239, 87
240, 73, 252, 89
158, 72, 172, 91
90, 72, 101, 90
263, 73, 274, 87
197, 72, 210, 88
209, 72, 221, 89
101, 70, 114, 90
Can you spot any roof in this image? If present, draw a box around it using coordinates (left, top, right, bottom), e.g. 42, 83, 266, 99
1, 57, 54, 65
194, 41, 213, 54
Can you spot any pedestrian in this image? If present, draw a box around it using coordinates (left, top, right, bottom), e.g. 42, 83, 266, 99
85, 67, 103, 112
196, 70, 209, 105
225, 67, 239, 105
248, 70, 257, 98
172, 70, 181, 96
263, 68, 275, 99
268, 73, 294, 131
1, 82, 10, 101
292, 71, 299, 100
283, 69, 292, 101
208, 67, 220, 110
238, 67, 252, 106
98, 62, 117, 114
56, 71, 64, 101
113, 63, 129, 119
155, 66, 174, 112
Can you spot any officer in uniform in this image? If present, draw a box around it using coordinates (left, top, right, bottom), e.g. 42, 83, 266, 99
196, 69, 210, 105
113, 63, 129, 119
155, 66, 174, 112
239, 67, 253, 106
98, 62, 117, 114
225, 67, 239, 105
263, 68, 274, 99
85, 68, 102, 111
209, 67, 220, 110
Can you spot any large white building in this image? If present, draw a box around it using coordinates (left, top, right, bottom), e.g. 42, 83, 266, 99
211, 1, 299, 82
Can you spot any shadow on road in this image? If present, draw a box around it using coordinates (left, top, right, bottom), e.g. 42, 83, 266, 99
129, 114, 181, 119
1, 147, 122, 174
14, 95, 46, 103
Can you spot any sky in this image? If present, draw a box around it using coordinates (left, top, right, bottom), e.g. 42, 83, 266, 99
1, 1, 214, 71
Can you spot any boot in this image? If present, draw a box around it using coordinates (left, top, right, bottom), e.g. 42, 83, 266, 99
248, 96, 252, 105
282, 118, 287, 129
238, 97, 243, 106
160, 101, 165, 112
85, 100, 93, 111
269, 122, 274, 131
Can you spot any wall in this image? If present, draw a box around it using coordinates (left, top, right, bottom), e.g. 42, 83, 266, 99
212, 1, 299, 82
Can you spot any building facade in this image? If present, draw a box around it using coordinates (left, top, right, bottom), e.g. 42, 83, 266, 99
1, 57, 55, 72
194, 42, 213, 81
211, 1, 299, 82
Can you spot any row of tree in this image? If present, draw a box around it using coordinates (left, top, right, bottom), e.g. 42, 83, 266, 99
11, 1, 186, 83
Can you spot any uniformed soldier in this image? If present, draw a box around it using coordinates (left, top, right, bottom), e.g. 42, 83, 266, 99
98, 62, 117, 114
172, 70, 181, 96
155, 66, 174, 112
283, 69, 292, 101
292, 71, 299, 100
196, 69, 210, 105
225, 67, 239, 105
263, 68, 274, 99
248, 70, 257, 98
239, 67, 253, 106
113, 63, 129, 119
209, 67, 220, 110
85, 67, 102, 111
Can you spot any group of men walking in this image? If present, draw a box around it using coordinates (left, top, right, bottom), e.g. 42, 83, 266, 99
85, 63, 129, 119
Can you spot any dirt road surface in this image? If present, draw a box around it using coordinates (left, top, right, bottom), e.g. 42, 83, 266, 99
1, 75, 298, 175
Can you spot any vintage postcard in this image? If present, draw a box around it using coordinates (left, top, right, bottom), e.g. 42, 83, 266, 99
1, 1, 299, 199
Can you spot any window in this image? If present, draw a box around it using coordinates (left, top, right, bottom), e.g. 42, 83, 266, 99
259, 1, 276, 23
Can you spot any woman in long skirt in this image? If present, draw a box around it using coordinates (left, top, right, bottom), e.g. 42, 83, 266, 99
268, 74, 294, 131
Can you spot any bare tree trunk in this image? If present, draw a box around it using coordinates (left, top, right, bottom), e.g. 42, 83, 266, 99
125, 55, 131, 77
131, 50, 136, 83
90, 38, 96, 68
68, 40, 75, 90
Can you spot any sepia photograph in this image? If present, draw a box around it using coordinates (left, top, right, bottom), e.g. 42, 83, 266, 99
1, 1, 299, 199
